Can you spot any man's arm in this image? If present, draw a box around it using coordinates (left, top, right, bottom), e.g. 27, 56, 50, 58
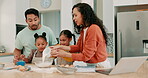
13, 48, 22, 64
14, 48, 21, 56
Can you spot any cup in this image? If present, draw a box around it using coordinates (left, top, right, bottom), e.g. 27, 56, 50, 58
16, 60, 26, 66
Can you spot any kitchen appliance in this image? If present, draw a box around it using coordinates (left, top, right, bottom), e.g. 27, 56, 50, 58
116, 11, 148, 61
0, 45, 6, 53
95, 56, 148, 75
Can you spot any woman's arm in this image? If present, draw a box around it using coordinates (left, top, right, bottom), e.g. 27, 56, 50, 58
50, 45, 71, 51
51, 49, 72, 58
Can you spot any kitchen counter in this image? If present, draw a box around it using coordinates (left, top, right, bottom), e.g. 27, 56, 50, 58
0, 61, 148, 78
0, 53, 13, 56
0, 53, 113, 57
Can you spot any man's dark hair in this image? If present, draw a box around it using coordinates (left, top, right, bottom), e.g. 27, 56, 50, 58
25, 8, 39, 19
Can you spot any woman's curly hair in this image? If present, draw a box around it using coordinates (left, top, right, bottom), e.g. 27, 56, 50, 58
72, 3, 108, 44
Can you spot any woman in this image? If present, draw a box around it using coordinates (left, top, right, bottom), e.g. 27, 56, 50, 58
51, 3, 110, 67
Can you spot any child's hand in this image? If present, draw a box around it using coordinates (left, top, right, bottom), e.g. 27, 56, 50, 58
13, 55, 19, 64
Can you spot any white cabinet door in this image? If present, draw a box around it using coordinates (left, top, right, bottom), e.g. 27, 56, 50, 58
138, 0, 148, 5
114, 0, 138, 6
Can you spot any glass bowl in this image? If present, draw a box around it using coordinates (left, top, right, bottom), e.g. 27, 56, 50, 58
0, 63, 5, 69
35, 58, 54, 67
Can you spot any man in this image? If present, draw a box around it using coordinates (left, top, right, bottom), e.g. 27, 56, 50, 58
13, 8, 57, 63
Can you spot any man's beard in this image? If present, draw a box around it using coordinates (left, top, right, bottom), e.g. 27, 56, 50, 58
29, 24, 39, 30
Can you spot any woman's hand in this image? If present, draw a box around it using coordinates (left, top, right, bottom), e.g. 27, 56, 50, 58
19, 54, 28, 63
50, 45, 70, 51
50, 49, 72, 58
50, 45, 62, 50
50, 49, 58, 57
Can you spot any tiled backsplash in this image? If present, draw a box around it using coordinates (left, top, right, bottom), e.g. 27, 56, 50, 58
107, 33, 114, 54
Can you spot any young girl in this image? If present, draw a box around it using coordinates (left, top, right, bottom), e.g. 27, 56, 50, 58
56, 30, 76, 65
20, 32, 51, 63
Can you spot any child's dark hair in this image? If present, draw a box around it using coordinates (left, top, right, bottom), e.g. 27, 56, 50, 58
25, 8, 39, 19
34, 32, 47, 42
60, 30, 76, 45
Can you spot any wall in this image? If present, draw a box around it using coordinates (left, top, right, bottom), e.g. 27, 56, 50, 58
60, 0, 80, 32
96, 0, 103, 20
30, 0, 61, 12
0, 1, 1, 44
0, 0, 16, 52
60, 0, 74, 32
81, 0, 94, 9
16, 0, 30, 25
103, 0, 114, 33
41, 11, 60, 38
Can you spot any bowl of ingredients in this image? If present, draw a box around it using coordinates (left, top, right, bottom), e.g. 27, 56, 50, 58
16, 60, 26, 66
35, 58, 54, 68
0, 63, 5, 69
56, 64, 77, 74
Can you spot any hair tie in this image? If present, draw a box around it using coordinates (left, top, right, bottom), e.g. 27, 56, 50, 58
34, 33, 39, 38
42, 32, 46, 37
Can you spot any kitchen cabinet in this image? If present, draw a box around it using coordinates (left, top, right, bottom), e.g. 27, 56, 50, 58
114, 0, 148, 6
138, 0, 148, 5
114, 0, 137, 6
0, 55, 14, 63
117, 11, 148, 61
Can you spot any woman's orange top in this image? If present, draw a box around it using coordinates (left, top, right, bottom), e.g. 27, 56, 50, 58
70, 24, 108, 63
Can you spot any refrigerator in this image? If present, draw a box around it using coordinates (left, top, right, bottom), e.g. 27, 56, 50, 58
116, 11, 148, 61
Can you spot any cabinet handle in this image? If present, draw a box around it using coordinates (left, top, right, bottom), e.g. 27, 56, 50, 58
136, 21, 139, 30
